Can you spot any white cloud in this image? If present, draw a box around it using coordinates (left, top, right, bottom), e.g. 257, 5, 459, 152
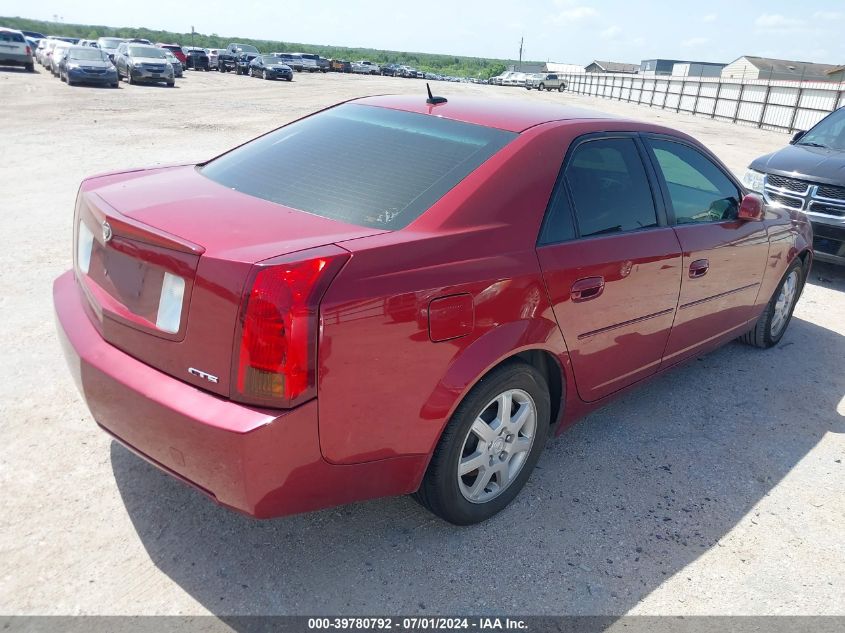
755, 13, 805, 30
600, 25, 622, 40
702, 13, 717, 22
682, 37, 709, 48
812, 11, 843, 20
550, 6, 599, 24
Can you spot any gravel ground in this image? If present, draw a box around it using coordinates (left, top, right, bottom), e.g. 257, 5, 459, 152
1, 66, 843, 617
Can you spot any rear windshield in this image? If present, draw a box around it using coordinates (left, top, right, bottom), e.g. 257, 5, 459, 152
201, 104, 516, 229
0, 31, 26, 43
98, 38, 123, 48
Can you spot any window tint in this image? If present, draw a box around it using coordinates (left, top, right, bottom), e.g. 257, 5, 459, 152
0, 31, 26, 43
648, 139, 740, 224
565, 138, 657, 237
201, 104, 516, 229
539, 187, 576, 245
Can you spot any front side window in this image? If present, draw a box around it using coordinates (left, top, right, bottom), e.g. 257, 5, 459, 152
647, 139, 740, 224
564, 138, 658, 237
201, 104, 516, 229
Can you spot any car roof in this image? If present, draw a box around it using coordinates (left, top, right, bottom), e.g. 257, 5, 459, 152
352, 95, 623, 133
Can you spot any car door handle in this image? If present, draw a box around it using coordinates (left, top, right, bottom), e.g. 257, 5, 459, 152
689, 259, 710, 278
571, 276, 605, 302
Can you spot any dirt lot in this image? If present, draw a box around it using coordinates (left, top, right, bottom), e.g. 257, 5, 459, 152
1, 66, 843, 617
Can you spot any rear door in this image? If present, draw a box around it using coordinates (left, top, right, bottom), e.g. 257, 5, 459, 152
536, 134, 683, 402
641, 136, 771, 367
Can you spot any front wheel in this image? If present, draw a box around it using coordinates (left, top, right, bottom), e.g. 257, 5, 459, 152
263, 70, 268, 80
538, 83, 545, 91
414, 362, 551, 525
558, 84, 565, 92
740, 258, 804, 348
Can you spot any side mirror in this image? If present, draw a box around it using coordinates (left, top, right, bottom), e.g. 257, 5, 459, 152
790, 130, 806, 144
738, 193, 765, 221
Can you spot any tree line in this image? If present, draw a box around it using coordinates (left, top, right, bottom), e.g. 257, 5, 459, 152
2, 15, 514, 78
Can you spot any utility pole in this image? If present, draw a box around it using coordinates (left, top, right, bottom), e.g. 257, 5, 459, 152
518, 36, 523, 72
191, 26, 195, 49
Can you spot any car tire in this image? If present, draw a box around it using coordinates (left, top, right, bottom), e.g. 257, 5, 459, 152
263, 70, 268, 80
167, 81, 175, 87
127, 72, 134, 85
538, 83, 545, 91
739, 258, 804, 349
414, 361, 551, 525
26, 62, 34, 72
286, 76, 292, 82
558, 84, 565, 92
111, 83, 119, 88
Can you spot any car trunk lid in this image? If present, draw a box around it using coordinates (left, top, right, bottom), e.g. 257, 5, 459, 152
74, 165, 385, 398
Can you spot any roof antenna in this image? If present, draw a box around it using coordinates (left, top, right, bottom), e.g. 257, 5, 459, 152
426, 83, 447, 105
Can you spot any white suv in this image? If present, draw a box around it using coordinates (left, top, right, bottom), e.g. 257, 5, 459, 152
0, 28, 34, 72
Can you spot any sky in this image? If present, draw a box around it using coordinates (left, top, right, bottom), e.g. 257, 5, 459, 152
2, 0, 844, 65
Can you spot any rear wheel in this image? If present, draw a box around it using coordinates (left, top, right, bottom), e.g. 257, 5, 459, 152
558, 84, 565, 92
538, 83, 545, 91
414, 362, 550, 525
26, 62, 34, 72
263, 70, 268, 80
740, 258, 804, 348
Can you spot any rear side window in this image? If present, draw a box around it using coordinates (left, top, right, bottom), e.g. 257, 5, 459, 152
201, 104, 516, 229
565, 138, 658, 237
647, 139, 740, 223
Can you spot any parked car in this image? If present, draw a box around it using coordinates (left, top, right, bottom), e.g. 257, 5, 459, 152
163, 50, 182, 77
398, 65, 420, 78
235, 52, 257, 75
526, 73, 567, 92
272, 53, 303, 72
743, 106, 845, 265
54, 96, 812, 525
96, 37, 125, 62
114, 42, 175, 86
21, 30, 46, 40
291, 52, 318, 72
315, 55, 330, 72
206, 48, 219, 69
380, 63, 399, 76
50, 36, 79, 44
0, 28, 34, 72
329, 58, 351, 73
183, 47, 209, 71
126, 38, 152, 45
35, 38, 50, 66
248, 54, 293, 81
156, 43, 186, 66
49, 40, 72, 76
352, 60, 379, 75
58, 45, 119, 87
218, 43, 259, 72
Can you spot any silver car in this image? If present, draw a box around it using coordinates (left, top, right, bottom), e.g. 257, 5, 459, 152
525, 73, 567, 92
114, 43, 175, 86
0, 28, 34, 71
164, 50, 183, 77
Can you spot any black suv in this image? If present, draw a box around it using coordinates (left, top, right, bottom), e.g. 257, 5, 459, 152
218, 43, 259, 73
743, 107, 845, 265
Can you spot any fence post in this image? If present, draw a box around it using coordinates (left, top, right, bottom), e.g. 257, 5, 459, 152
712, 78, 723, 119
787, 84, 803, 133
733, 81, 745, 123
759, 79, 773, 128
677, 77, 684, 112
692, 76, 702, 116
663, 77, 669, 111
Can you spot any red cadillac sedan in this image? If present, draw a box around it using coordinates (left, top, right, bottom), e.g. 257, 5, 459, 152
54, 95, 812, 525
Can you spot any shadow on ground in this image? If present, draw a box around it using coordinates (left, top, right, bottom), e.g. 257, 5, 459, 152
110, 316, 843, 619
807, 260, 845, 290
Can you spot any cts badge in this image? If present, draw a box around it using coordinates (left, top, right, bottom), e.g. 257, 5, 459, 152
188, 367, 219, 383
102, 221, 113, 243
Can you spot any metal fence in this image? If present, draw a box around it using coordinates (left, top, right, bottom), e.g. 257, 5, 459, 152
555, 73, 845, 134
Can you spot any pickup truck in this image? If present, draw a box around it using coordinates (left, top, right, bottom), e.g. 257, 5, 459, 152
217, 43, 259, 73
525, 73, 567, 92
352, 60, 380, 75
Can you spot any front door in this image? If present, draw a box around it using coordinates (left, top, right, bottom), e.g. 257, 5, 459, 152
641, 136, 771, 367
537, 135, 683, 402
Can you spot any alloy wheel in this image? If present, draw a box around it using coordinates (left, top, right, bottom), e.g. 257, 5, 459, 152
771, 270, 799, 337
457, 389, 537, 503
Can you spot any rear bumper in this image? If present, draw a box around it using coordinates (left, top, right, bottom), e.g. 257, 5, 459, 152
0, 53, 32, 65
53, 270, 426, 518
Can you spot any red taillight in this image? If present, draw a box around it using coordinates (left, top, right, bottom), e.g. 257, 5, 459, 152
26, 46, 31, 56
232, 245, 349, 408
